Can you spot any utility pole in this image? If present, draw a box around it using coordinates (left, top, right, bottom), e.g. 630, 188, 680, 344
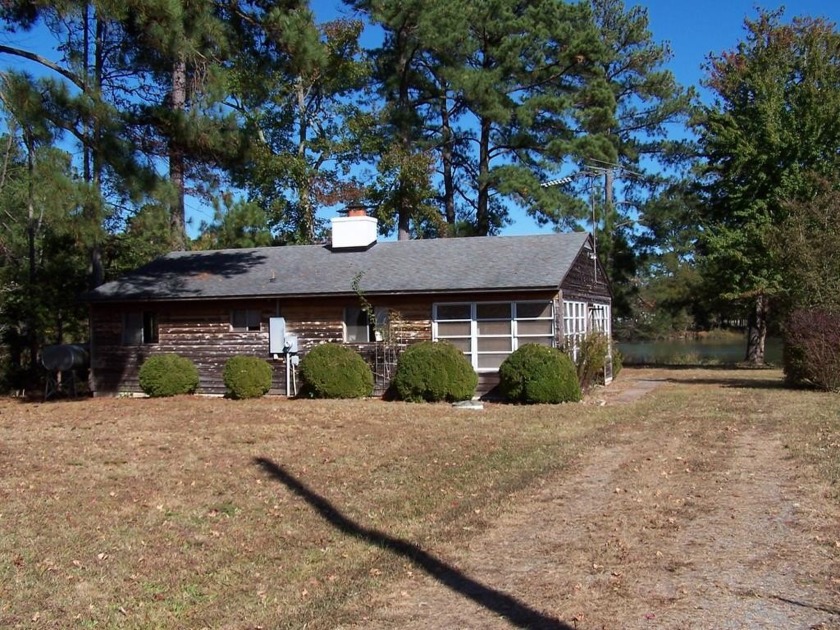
541, 171, 601, 281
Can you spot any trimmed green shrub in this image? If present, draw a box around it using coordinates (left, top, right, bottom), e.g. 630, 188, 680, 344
499, 344, 581, 404
575, 332, 610, 390
298, 343, 374, 399
223, 355, 273, 399
783, 309, 840, 391
392, 341, 477, 402
138, 354, 199, 397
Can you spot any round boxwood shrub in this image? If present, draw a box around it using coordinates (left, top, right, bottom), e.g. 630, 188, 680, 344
138, 353, 199, 397
223, 355, 273, 399
298, 343, 374, 398
392, 340, 477, 402
499, 344, 581, 404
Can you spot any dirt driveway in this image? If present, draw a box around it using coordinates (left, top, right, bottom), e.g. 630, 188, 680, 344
350, 371, 840, 629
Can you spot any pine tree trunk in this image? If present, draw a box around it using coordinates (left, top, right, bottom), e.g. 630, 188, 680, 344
744, 294, 768, 364
440, 95, 455, 232
83, 8, 105, 287
25, 132, 39, 381
169, 55, 187, 251
296, 77, 315, 244
476, 117, 491, 236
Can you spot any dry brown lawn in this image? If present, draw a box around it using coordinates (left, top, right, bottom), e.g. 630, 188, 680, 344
1, 367, 838, 629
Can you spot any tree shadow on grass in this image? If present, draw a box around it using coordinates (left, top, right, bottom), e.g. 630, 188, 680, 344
623, 364, 788, 391
663, 376, 789, 391
253, 457, 572, 630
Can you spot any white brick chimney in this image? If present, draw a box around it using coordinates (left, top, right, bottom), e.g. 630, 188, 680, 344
330, 207, 378, 250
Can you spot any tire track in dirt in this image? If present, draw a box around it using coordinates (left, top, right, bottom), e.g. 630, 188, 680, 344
348, 398, 840, 629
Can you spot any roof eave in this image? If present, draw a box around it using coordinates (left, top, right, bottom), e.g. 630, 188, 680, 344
84, 285, 562, 305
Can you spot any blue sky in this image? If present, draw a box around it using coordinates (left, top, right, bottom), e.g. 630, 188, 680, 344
642, 0, 840, 103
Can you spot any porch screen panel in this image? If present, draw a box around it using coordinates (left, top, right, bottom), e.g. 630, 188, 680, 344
433, 303, 472, 354
563, 300, 587, 360
590, 304, 611, 337
434, 300, 554, 371
514, 301, 554, 348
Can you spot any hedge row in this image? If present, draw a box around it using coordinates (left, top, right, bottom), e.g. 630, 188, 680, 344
137, 341, 591, 404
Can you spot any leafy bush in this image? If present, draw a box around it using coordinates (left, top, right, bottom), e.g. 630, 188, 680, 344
575, 332, 610, 390
499, 344, 581, 404
298, 343, 373, 399
611, 348, 623, 380
783, 309, 840, 391
138, 354, 199, 397
223, 355, 273, 399
392, 341, 477, 402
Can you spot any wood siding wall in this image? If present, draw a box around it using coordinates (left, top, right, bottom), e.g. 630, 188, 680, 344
559, 246, 612, 305
89, 295, 436, 396
89, 285, 602, 398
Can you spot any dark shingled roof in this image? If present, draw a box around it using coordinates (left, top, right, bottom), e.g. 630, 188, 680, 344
84, 232, 591, 302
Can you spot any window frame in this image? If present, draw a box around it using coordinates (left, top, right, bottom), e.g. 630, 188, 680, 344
230, 309, 261, 332
343, 306, 391, 343
122, 311, 159, 346
563, 300, 587, 361
433, 300, 555, 372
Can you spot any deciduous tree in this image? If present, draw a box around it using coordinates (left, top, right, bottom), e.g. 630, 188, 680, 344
695, 10, 840, 363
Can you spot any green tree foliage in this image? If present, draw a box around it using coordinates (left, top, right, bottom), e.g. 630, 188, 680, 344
343, 0, 442, 239
352, 0, 613, 236
775, 181, 840, 312
587, 0, 694, 317
621, 180, 710, 339
0, 86, 89, 386
0, 2, 165, 275
192, 196, 274, 250
694, 10, 840, 364
119, 0, 246, 250
230, 13, 369, 244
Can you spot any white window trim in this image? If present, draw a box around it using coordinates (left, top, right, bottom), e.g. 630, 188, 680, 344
433, 301, 555, 372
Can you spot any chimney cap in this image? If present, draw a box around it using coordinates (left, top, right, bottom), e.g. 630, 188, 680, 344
340, 204, 372, 217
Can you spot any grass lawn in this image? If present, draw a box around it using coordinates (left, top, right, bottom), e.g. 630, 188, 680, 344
1, 367, 838, 628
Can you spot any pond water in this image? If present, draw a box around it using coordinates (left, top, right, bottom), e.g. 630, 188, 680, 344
617, 336, 783, 365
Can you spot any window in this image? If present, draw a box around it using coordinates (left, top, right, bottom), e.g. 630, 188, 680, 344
434, 301, 554, 371
231, 309, 261, 332
344, 307, 372, 342
344, 306, 390, 342
563, 301, 587, 360
122, 311, 158, 345
562, 301, 611, 361
590, 304, 611, 336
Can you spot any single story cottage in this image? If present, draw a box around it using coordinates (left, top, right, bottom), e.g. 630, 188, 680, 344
84, 213, 613, 396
